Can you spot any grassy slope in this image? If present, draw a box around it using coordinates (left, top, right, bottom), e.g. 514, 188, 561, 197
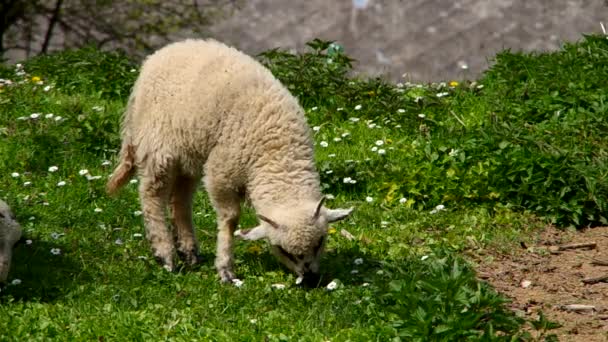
0, 36, 606, 340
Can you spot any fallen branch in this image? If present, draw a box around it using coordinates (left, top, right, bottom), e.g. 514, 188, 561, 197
582, 274, 608, 285
560, 304, 596, 312
555, 242, 597, 251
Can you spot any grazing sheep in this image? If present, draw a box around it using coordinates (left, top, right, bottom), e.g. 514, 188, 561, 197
107, 39, 353, 283
0, 199, 21, 284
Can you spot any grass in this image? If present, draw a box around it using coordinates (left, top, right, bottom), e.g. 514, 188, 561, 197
2, 35, 606, 340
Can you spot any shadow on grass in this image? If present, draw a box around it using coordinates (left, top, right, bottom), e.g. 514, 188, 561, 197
173, 251, 217, 274
0, 239, 88, 303
235, 243, 382, 289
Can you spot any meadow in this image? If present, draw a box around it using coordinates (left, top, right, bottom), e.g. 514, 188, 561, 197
0, 35, 607, 341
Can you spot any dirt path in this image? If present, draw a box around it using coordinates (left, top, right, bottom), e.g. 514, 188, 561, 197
475, 226, 608, 341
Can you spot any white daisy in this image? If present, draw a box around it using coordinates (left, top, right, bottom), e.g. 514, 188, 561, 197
326, 280, 338, 290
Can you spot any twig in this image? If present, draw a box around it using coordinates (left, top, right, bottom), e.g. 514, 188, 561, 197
591, 258, 608, 266
582, 274, 608, 285
477, 272, 491, 280
560, 304, 596, 312
41, 0, 64, 54
556, 242, 597, 251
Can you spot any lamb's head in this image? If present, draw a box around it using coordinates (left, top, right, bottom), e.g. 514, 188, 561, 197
0, 200, 21, 284
235, 197, 352, 284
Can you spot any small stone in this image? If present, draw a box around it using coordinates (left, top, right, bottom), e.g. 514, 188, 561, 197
521, 280, 532, 288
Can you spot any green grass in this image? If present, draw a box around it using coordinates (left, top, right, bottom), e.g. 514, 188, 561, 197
2, 35, 605, 340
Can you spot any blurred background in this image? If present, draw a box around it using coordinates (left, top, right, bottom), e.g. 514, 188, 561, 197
2, 0, 606, 82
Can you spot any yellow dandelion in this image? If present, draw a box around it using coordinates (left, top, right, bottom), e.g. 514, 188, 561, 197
328, 227, 337, 234
449, 81, 459, 87
247, 244, 263, 254
366, 91, 375, 96
31, 76, 41, 83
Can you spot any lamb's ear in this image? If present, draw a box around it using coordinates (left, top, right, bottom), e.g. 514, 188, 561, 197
326, 207, 354, 223
234, 226, 268, 241
312, 197, 326, 221
234, 215, 280, 240
258, 214, 280, 229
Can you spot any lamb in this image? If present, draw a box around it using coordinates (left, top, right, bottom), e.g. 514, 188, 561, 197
106, 39, 353, 283
0, 199, 21, 284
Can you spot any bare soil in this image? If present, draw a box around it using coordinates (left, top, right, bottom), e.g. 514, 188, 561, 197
475, 226, 608, 341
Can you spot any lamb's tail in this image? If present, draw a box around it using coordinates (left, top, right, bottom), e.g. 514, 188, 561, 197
106, 143, 136, 196
107, 94, 137, 196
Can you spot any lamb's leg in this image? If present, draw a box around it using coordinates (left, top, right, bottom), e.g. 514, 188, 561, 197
207, 187, 241, 283
139, 171, 175, 272
170, 175, 202, 265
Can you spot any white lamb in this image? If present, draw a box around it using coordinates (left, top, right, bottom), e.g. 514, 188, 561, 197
0, 199, 21, 284
107, 39, 353, 283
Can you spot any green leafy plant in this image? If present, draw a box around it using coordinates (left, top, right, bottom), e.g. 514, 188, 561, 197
377, 255, 523, 341
260, 35, 608, 227
23, 45, 138, 100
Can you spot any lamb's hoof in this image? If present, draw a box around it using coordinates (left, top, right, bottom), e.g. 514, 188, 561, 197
154, 255, 175, 272
218, 268, 236, 283
177, 249, 202, 266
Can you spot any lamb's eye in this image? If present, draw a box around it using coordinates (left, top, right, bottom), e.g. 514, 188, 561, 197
278, 246, 297, 263
313, 237, 325, 254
